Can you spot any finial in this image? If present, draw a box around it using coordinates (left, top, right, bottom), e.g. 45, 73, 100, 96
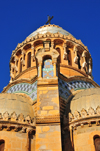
46, 15, 54, 24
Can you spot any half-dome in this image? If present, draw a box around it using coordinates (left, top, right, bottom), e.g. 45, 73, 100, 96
66, 88, 100, 115
0, 93, 34, 118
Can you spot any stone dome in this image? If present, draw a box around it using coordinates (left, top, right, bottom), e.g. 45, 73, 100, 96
0, 93, 34, 118
28, 24, 73, 38
66, 88, 100, 115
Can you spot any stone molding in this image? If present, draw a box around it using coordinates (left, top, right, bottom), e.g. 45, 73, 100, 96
0, 122, 35, 133
0, 112, 36, 133
36, 114, 60, 124
65, 106, 100, 129
0, 111, 35, 125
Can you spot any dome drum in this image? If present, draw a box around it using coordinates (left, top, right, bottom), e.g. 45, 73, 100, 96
9, 25, 92, 82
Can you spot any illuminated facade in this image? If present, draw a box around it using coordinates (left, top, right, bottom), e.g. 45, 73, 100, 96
0, 24, 100, 151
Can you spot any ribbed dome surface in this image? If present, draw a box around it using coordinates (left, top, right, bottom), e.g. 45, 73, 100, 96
28, 24, 73, 38
0, 93, 34, 118
66, 88, 100, 115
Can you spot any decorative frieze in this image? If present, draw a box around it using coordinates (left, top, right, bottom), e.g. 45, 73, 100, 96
10, 25, 90, 64
67, 106, 100, 123
0, 111, 35, 126
36, 114, 60, 124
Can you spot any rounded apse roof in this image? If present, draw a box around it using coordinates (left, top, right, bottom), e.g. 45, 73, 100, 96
28, 24, 73, 38
0, 93, 34, 118
66, 88, 100, 115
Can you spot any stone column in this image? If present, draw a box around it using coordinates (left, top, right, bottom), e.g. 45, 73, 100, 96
31, 46, 35, 61
21, 49, 26, 66
74, 46, 78, 64
38, 62, 42, 78
51, 40, 54, 49
63, 43, 68, 60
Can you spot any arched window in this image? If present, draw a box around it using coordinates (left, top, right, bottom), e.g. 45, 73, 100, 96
77, 55, 81, 69
27, 52, 31, 68
94, 135, 100, 151
0, 140, 5, 151
56, 47, 61, 63
67, 50, 72, 65
42, 56, 54, 79
20, 58, 22, 73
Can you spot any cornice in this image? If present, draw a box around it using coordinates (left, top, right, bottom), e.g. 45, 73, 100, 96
0, 111, 36, 133
13, 66, 37, 81
64, 106, 100, 130
36, 114, 60, 124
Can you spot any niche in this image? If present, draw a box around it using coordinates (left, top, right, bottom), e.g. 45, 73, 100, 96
42, 56, 54, 79
27, 52, 31, 68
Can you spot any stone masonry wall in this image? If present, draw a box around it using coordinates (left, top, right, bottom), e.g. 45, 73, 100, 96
0, 131, 35, 151
37, 86, 60, 116
73, 125, 100, 151
36, 124, 62, 151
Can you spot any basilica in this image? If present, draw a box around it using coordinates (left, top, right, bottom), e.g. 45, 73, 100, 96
0, 23, 100, 151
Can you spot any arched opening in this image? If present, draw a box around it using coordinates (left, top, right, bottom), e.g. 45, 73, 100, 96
94, 135, 100, 151
34, 40, 43, 47
24, 44, 31, 50
67, 50, 72, 65
20, 58, 22, 73
0, 140, 5, 151
16, 60, 18, 66
27, 52, 31, 68
56, 47, 61, 63
42, 55, 54, 79
77, 55, 81, 69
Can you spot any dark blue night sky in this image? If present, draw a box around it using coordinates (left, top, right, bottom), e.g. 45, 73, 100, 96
0, 0, 100, 92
